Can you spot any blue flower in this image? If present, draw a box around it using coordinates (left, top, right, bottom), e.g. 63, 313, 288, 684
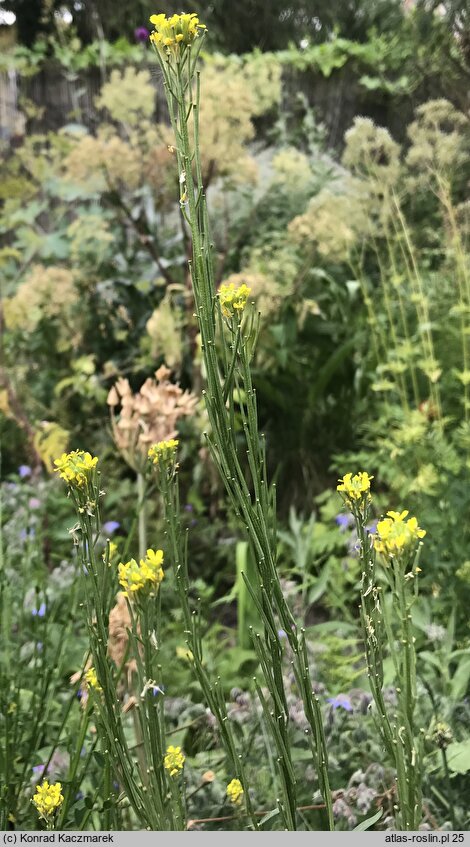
32, 602, 46, 618
327, 694, 353, 712
20, 527, 35, 543
152, 684, 165, 696
18, 465, 31, 478
32, 764, 46, 775
335, 514, 351, 532
103, 520, 120, 535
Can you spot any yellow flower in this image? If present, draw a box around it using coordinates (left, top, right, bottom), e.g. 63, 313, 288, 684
374, 509, 426, 559
218, 282, 251, 318
337, 472, 373, 505
176, 645, 194, 662
118, 558, 145, 595
140, 548, 165, 586
103, 541, 118, 565
85, 667, 102, 691
32, 780, 64, 820
164, 745, 185, 776
149, 12, 206, 55
226, 778, 244, 805
148, 439, 179, 465
54, 450, 98, 488
118, 549, 164, 597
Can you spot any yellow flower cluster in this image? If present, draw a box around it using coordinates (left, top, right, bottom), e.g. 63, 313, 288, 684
148, 439, 179, 465
32, 780, 64, 820
85, 667, 101, 691
374, 510, 426, 558
118, 549, 164, 597
218, 282, 251, 319
337, 472, 373, 505
164, 745, 185, 776
54, 450, 98, 488
149, 12, 206, 53
226, 778, 244, 805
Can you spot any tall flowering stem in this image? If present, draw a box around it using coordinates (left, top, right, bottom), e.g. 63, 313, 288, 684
149, 441, 259, 830
337, 473, 425, 830
150, 14, 334, 830
55, 451, 183, 830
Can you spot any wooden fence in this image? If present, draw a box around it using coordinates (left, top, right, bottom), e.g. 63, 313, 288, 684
1, 60, 418, 149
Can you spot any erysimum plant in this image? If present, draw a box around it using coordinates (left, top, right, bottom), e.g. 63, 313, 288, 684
0, 461, 96, 830
337, 472, 426, 830
149, 11, 334, 831
53, 450, 188, 830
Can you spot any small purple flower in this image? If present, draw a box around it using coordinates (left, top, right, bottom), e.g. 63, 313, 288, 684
134, 26, 149, 42
335, 513, 352, 532
365, 519, 378, 536
19, 465, 32, 478
32, 750, 69, 781
32, 764, 46, 776
36, 642, 43, 652
327, 694, 353, 712
184, 504, 194, 512
103, 520, 120, 535
20, 527, 35, 542
278, 629, 287, 639
29, 497, 41, 510
32, 602, 46, 618
152, 684, 165, 696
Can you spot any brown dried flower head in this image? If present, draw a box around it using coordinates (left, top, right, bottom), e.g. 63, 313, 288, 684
107, 364, 198, 471
107, 592, 137, 688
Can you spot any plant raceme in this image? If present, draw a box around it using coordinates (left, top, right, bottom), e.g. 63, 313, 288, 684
337, 472, 426, 830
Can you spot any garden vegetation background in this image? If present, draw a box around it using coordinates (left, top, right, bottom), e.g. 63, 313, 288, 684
0, 0, 469, 833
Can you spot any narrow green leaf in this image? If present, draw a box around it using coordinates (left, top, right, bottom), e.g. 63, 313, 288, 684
354, 809, 383, 830
259, 808, 280, 827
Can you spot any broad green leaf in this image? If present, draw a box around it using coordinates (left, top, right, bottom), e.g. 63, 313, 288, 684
446, 740, 470, 775
451, 657, 470, 701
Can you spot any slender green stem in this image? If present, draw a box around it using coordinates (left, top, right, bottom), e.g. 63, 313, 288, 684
137, 472, 147, 560
151, 37, 335, 831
